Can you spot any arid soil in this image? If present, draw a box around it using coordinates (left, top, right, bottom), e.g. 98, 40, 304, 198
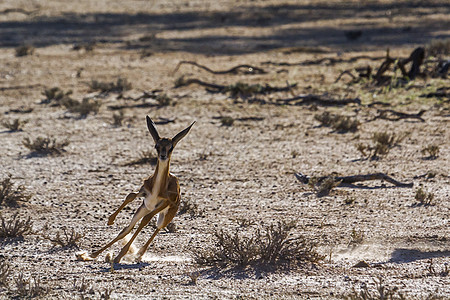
0, 1, 449, 299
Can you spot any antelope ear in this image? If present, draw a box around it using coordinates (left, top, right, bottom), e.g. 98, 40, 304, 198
172, 121, 195, 146
146, 116, 160, 143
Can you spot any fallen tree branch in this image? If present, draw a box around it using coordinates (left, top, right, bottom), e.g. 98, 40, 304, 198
276, 94, 361, 106
372, 109, 426, 122
175, 77, 297, 98
173, 61, 266, 75
263, 55, 384, 67
295, 173, 414, 190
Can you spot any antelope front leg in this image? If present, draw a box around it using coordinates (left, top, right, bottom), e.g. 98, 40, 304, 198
91, 204, 149, 258
108, 190, 143, 225
113, 201, 170, 264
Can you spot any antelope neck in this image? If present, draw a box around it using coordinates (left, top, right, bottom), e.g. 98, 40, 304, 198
153, 158, 170, 191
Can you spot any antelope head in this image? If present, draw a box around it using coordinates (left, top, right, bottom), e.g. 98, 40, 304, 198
146, 116, 195, 161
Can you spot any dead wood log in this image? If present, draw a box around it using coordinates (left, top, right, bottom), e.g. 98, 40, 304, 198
173, 61, 267, 75
372, 109, 426, 122
277, 94, 361, 106
295, 172, 413, 188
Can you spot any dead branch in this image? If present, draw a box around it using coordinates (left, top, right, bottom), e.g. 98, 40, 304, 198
263, 55, 384, 67
173, 61, 266, 75
276, 94, 361, 106
0, 8, 37, 15
295, 172, 413, 188
372, 109, 426, 122
175, 77, 297, 97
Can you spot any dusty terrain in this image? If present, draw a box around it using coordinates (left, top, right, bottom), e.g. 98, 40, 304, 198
0, 0, 449, 299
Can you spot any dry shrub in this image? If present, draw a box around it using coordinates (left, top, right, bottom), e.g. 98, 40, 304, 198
123, 151, 157, 166
426, 38, 450, 56
15, 45, 34, 57
1, 118, 27, 132
357, 132, 409, 159
178, 199, 202, 218
0, 214, 33, 239
112, 111, 124, 126
414, 187, 435, 206
193, 221, 323, 270
308, 176, 342, 197
314, 111, 359, 133
421, 144, 440, 159
14, 273, 49, 298
41, 87, 74, 106
89, 77, 132, 93
0, 175, 32, 207
220, 116, 234, 127
155, 93, 172, 106
43, 228, 85, 249
23, 136, 69, 156
343, 277, 401, 300
0, 259, 11, 287
64, 98, 101, 117
349, 228, 365, 246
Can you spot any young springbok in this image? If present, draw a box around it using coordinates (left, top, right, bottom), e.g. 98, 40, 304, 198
91, 116, 194, 263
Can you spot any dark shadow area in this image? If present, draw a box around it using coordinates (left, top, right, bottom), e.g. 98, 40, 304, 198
389, 248, 450, 263
0, 1, 449, 55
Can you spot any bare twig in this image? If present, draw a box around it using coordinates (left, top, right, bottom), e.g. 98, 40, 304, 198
372, 109, 426, 122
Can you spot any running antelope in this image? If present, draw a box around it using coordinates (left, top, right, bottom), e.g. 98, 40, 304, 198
91, 116, 195, 263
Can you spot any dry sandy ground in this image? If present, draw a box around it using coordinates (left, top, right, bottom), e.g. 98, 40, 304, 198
0, 1, 449, 299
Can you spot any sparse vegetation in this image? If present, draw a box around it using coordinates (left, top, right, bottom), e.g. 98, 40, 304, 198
220, 116, 234, 126
0, 259, 11, 287
0, 214, 33, 239
123, 151, 157, 166
314, 111, 359, 132
308, 176, 342, 197
414, 187, 435, 206
41, 87, 75, 106
15, 45, 34, 57
421, 144, 440, 159
342, 276, 404, 300
64, 98, 101, 117
426, 38, 450, 56
193, 221, 323, 270
14, 273, 49, 298
357, 132, 409, 159
178, 199, 202, 217
187, 271, 200, 285
89, 77, 132, 93
1, 118, 27, 131
0, 175, 32, 207
43, 228, 85, 249
112, 111, 125, 126
155, 93, 172, 106
349, 228, 365, 246
23, 136, 70, 155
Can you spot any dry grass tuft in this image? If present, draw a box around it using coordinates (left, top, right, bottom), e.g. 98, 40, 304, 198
43, 228, 85, 249
64, 98, 101, 117
426, 38, 450, 56
314, 111, 359, 133
193, 221, 323, 270
357, 132, 409, 160
112, 111, 125, 126
0, 214, 33, 239
421, 144, 440, 159
178, 199, 203, 218
0, 259, 11, 287
15, 45, 35, 57
123, 151, 157, 166
220, 116, 234, 127
14, 273, 49, 298
0, 175, 32, 207
89, 77, 132, 93
1, 118, 27, 132
23, 136, 69, 156
41, 87, 74, 106
414, 187, 435, 206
